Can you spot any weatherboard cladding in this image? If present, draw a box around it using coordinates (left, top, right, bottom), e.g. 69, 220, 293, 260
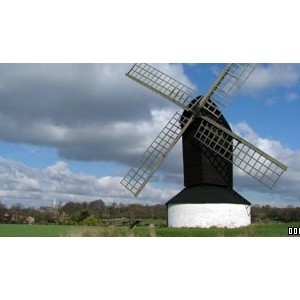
181, 98, 233, 188
166, 185, 251, 206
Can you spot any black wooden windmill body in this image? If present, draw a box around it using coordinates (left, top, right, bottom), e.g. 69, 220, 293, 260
121, 63, 288, 228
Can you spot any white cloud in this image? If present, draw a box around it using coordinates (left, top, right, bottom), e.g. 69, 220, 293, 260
232, 121, 300, 206
0, 156, 175, 207
244, 63, 300, 93
1, 117, 299, 208
0, 63, 191, 166
232, 121, 292, 160
152, 63, 197, 90
0, 63, 191, 207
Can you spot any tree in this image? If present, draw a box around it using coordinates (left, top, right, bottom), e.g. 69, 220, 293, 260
87, 199, 105, 218
61, 202, 85, 216
0, 202, 8, 223
71, 210, 89, 223
10, 203, 25, 223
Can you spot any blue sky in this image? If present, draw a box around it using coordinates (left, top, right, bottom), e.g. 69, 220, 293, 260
0, 63, 299, 207
184, 64, 300, 148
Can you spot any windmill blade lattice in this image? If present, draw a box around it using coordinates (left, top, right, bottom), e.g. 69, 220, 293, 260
194, 115, 288, 188
126, 63, 199, 110
199, 63, 256, 119
121, 112, 194, 197
121, 63, 287, 198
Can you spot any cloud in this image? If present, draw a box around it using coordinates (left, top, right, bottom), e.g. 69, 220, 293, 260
0, 156, 176, 207
244, 63, 300, 93
0, 64, 193, 166
0, 117, 299, 207
0, 63, 193, 206
232, 122, 300, 206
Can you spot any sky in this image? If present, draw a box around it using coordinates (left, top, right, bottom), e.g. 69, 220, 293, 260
1, 2, 300, 299
0, 63, 299, 208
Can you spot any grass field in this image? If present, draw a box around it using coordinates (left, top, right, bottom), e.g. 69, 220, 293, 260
0, 221, 300, 237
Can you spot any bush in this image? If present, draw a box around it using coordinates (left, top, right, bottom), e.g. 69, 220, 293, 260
70, 210, 90, 223
82, 216, 100, 226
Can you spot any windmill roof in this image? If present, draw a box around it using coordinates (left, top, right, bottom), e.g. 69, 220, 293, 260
166, 185, 251, 206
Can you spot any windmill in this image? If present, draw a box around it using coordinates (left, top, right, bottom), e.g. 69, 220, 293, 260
120, 63, 288, 228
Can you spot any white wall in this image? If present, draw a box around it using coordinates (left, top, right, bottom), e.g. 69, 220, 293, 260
168, 203, 251, 228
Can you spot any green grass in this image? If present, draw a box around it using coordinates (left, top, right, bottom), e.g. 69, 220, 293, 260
0, 222, 299, 237
0, 224, 75, 237
156, 222, 300, 237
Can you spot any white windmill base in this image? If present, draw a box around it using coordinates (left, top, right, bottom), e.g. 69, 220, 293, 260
168, 203, 251, 228
166, 185, 251, 228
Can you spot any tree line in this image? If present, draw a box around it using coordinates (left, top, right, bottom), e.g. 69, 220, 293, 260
0, 200, 167, 225
1, 201, 300, 225
251, 205, 300, 223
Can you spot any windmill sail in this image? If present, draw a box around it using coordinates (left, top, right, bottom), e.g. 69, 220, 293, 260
198, 63, 256, 119
194, 115, 287, 188
126, 63, 199, 110
121, 112, 194, 197
122, 63, 287, 198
